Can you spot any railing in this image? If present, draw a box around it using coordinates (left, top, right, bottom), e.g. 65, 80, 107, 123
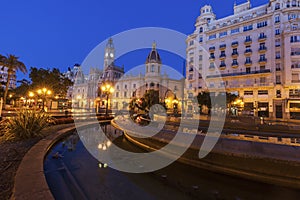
207, 69, 271, 78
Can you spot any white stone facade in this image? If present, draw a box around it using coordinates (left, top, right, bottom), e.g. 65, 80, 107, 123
186, 0, 300, 120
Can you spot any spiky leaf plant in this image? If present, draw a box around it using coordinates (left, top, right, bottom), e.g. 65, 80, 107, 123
4, 109, 55, 140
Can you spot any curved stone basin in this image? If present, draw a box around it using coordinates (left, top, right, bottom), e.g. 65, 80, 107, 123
44, 124, 300, 200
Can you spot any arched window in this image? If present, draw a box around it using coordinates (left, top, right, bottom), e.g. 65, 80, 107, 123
292, 0, 297, 6
199, 27, 203, 33
287, 0, 290, 7
151, 65, 155, 72
150, 82, 155, 87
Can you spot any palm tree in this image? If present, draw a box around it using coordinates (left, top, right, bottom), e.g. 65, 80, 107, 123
0, 54, 27, 109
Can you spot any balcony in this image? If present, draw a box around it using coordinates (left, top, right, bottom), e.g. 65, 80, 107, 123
258, 46, 267, 53
219, 64, 226, 70
209, 46, 215, 52
258, 35, 267, 42
231, 52, 239, 58
206, 69, 271, 78
259, 58, 267, 65
292, 80, 300, 83
231, 62, 239, 68
219, 54, 226, 60
231, 41, 238, 47
244, 38, 252, 45
219, 44, 226, 50
245, 60, 253, 66
244, 49, 252, 56
291, 52, 300, 57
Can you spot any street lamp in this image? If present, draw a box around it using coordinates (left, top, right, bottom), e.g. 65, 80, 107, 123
37, 88, 52, 111
101, 84, 114, 116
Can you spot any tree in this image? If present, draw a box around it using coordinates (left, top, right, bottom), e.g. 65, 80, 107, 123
12, 79, 31, 99
0, 54, 27, 107
29, 67, 73, 98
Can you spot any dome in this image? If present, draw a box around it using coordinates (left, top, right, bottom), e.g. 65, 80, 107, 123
146, 42, 162, 64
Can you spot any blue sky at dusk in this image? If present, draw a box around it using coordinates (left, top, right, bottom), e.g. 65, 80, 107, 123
0, 0, 268, 81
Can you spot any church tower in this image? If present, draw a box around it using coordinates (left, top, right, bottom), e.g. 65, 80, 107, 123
104, 38, 115, 69
145, 42, 162, 77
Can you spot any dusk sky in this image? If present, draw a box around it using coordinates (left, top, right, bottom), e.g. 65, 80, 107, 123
0, 0, 268, 81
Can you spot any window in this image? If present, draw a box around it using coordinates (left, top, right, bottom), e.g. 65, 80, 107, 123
189, 40, 194, 46
232, 48, 238, 55
276, 51, 281, 59
243, 24, 253, 32
275, 29, 280, 35
188, 74, 193, 80
244, 91, 253, 95
151, 65, 155, 72
199, 27, 203, 33
246, 67, 251, 74
116, 85, 119, 90
275, 15, 280, 23
292, 62, 300, 68
275, 3, 280, 10
231, 28, 240, 34
116, 92, 119, 98
288, 13, 297, 20
276, 75, 281, 84
199, 55, 203, 61
257, 21, 268, 28
124, 92, 127, 97
246, 57, 251, 63
260, 77, 266, 84
133, 84, 136, 88
259, 42, 266, 49
275, 39, 281, 47
199, 37, 203, 42
292, 0, 296, 7
260, 54, 266, 60
276, 63, 281, 71
209, 62, 215, 69
258, 90, 268, 95
291, 35, 300, 43
220, 31, 227, 37
291, 47, 300, 56
276, 90, 281, 98
208, 34, 217, 40
124, 84, 127, 89
260, 65, 265, 71
292, 73, 299, 83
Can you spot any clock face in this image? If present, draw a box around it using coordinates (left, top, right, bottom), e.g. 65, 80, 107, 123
110, 53, 114, 58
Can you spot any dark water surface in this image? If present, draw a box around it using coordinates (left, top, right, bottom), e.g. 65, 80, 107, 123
44, 125, 300, 200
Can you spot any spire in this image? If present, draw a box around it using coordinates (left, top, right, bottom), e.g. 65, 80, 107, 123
152, 41, 157, 50
106, 38, 114, 48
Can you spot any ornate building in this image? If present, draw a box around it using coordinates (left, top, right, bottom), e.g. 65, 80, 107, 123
111, 42, 184, 111
186, 0, 300, 120
0, 66, 16, 89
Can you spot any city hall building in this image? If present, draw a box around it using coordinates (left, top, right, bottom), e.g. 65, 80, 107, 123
186, 0, 300, 120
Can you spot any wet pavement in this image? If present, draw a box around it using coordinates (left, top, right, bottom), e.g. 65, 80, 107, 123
44, 125, 300, 200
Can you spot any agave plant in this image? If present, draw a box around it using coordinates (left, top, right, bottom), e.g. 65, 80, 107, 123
4, 109, 55, 140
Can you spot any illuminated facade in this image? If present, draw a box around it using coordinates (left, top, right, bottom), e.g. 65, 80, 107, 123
186, 0, 300, 120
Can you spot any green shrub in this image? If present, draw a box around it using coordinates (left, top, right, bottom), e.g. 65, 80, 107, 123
4, 109, 55, 140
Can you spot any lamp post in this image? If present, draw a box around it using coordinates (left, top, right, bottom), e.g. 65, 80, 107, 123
101, 84, 114, 116
37, 88, 52, 111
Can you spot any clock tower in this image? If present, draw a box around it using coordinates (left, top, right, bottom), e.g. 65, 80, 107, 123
104, 38, 115, 69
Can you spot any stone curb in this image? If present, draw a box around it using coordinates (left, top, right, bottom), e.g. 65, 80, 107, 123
123, 130, 300, 190
12, 122, 99, 200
